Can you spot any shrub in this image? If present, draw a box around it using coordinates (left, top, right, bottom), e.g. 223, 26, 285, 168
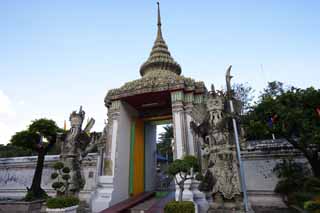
62, 174, 71, 181
51, 173, 59, 179
50, 162, 72, 196
274, 179, 300, 195
53, 162, 64, 170
164, 201, 195, 213
303, 177, 320, 193
304, 199, 320, 213
46, 196, 79, 209
24, 190, 47, 201
52, 182, 64, 190
273, 159, 308, 197
62, 167, 70, 173
288, 192, 314, 207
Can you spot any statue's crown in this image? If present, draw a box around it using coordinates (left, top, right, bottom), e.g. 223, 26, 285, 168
69, 106, 85, 127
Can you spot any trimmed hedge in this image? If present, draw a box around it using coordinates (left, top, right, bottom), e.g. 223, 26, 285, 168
164, 201, 195, 213
46, 196, 79, 209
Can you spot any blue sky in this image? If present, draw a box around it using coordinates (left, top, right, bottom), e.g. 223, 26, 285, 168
0, 0, 320, 144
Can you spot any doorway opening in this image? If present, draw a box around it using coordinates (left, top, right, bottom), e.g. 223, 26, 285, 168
128, 116, 175, 197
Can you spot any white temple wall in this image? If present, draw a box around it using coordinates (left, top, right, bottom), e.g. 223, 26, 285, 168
0, 154, 98, 203
144, 123, 157, 191
110, 102, 137, 205
242, 151, 309, 208
0, 150, 308, 208
242, 151, 308, 192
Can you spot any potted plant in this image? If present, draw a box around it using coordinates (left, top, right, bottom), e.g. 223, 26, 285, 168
46, 162, 80, 213
164, 155, 198, 213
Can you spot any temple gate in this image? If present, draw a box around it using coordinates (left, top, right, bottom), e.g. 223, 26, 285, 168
90, 2, 206, 212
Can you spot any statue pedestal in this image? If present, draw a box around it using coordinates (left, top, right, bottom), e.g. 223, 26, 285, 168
175, 178, 200, 213
191, 180, 209, 213
90, 176, 114, 213
175, 178, 194, 202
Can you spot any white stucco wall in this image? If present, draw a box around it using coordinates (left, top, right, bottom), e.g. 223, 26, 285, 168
0, 154, 98, 202
0, 147, 308, 208
110, 102, 137, 205
242, 151, 308, 207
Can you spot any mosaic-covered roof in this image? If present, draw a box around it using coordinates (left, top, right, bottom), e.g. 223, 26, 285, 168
104, 3, 206, 106
105, 70, 205, 106
140, 2, 181, 77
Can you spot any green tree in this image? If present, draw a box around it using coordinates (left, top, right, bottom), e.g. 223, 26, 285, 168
232, 83, 255, 114
0, 144, 34, 157
157, 125, 173, 162
167, 155, 199, 201
10, 118, 63, 200
244, 82, 320, 177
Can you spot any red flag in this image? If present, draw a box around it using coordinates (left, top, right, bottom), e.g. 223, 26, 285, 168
271, 114, 278, 123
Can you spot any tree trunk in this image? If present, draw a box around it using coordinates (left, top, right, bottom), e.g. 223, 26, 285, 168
28, 149, 47, 200
179, 182, 184, 202
308, 158, 320, 178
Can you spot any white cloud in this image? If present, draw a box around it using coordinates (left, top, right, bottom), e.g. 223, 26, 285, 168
18, 100, 25, 105
0, 122, 13, 144
0, 90, 17, 144
0, 90, 16, 117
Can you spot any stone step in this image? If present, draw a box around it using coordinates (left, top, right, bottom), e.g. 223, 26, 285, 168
129, 197, 158, 213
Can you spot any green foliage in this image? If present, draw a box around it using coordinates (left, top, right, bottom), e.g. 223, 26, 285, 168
167, 155, 199, 177
288, 192, 315, 207
51, 173, 59, 179
62, 174, 71, 181
8, 119, 62, 200
273, 159, 308, 195
167, 155, 199, 201
62, 167, 70, 173
10, 118, 62, 152
157, 125, 173, 162
272, 157, 320, 212
164, 201, 195, 213
46, 196, 79, 209
0, 144, 34, 158
303, 177, 320, 193
52, 182, 64, 189
53, 162, 64, 170
261, 81, 285, 99
24, 189, 48, 201
273, 159, 320, 210
273, 159, 307, 180
51, 162, 72, 196
244, 82, 320, 177
304, 197, 320, 213
10, 130, 40, 150
232, 82, 254, 114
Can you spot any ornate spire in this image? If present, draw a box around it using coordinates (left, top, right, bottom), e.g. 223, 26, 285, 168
156, 2, 163, 41
140, 2, 181, 77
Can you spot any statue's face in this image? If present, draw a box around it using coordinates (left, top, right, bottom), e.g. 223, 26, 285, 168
70, 115, 83, 128
206, 96, 224, 111
212, 111, 224, 126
